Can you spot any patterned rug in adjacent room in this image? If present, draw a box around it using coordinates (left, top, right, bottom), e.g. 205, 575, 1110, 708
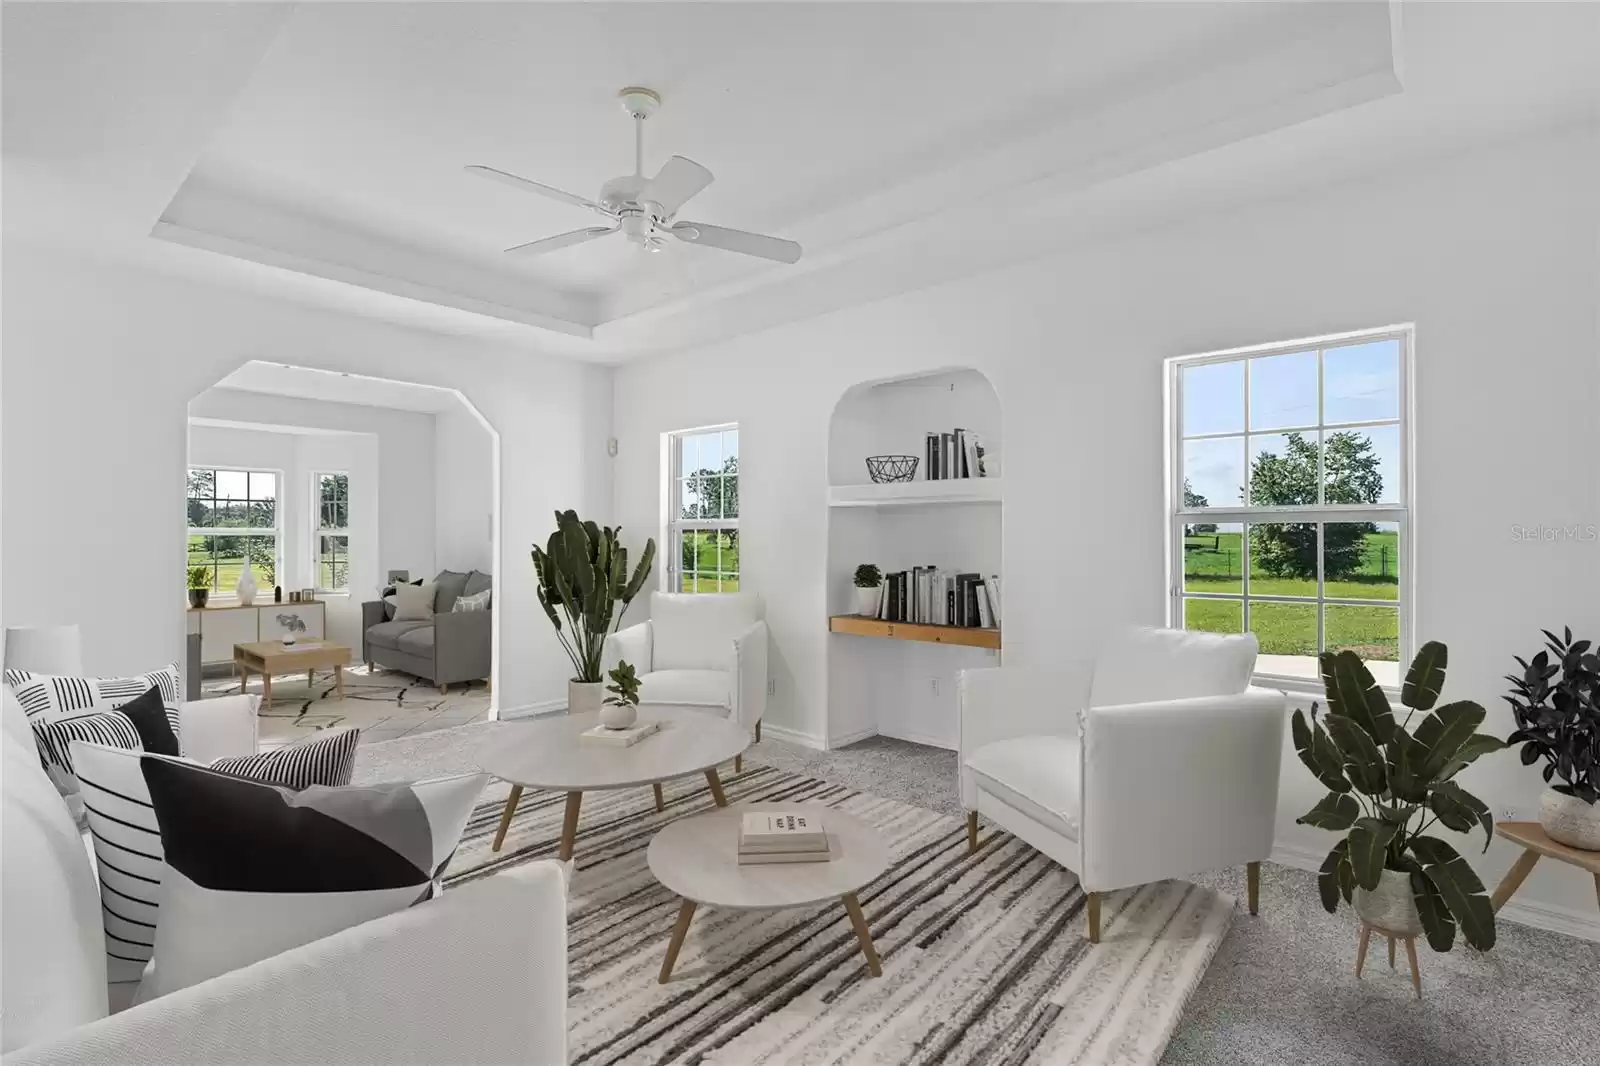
447, 765, 1233, 1066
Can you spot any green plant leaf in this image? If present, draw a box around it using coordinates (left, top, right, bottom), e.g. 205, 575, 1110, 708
1347, 817, 1401, 891
623, 537, 657, 605
1436, 734, 1506, 782
1292, 709, 1352, 793
1320, 650, 1396, 744
1429, 781, 1495, 851
1401, 640, 1448, 712
1413, 701, 1488, 781
1325, 715, 1388, 796
1408, 836, 1496, 951
1400, 858, 1457, 952
1317, 840, 1350, 914
1385, 727, 1429, 804
1298, 791, 1362, 831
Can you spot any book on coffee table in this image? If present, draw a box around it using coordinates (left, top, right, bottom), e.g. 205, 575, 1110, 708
737, 811, 831, 864
578, 720, 661, 747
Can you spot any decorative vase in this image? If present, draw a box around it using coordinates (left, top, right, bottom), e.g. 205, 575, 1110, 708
855, 585, 881, 617
1539, 788, 1600, 851
274, 585, 282, 603
1354, 868, 1423, 935
600, 702, 638, 730
187, 588, 209, 609
568, 679, 604, 716
236, 559, 257, 606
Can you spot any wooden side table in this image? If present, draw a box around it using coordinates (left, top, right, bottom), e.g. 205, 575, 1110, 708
1489, 820, 1600, 913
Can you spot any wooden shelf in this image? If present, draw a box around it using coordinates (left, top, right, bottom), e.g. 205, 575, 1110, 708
829, 615, 1001, 650
828, 478, 1001, 508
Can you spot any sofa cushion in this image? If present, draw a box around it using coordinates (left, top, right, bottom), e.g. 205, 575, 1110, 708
463, 570, 493, 598
637, 670, 731, 709
432, 570, 470, 614
965, 735, 1081, 838
649, 592, 762, 672
1090, 626, 1258, 708
397, 627, 436, 655
366, 619, 431, 650
391, 582, 437, 623
1, 728, 108, 1051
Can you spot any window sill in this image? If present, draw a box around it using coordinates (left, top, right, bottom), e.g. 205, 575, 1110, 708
1252, 672, 1403, 705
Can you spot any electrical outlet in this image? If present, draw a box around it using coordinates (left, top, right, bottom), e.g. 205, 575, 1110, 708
1501, 806, 1520, 822
767, 678, 776, 697
930, 678, 940, 697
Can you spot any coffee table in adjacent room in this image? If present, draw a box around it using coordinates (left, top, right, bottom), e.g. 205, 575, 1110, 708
647, 803, 890, 983
478, 705, 750, 862
234, 640, 352, 704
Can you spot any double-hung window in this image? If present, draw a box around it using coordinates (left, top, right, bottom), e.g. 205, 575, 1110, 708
666, 425, 740, 593
187, 468, 278, 594
1168, 327, 1411, 687
314, 472, 350, 594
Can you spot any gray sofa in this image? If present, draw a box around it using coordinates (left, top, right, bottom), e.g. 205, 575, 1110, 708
361, 569, 492, 692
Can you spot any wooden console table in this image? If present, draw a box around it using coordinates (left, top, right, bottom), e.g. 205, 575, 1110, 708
1488, 821, 1600, 913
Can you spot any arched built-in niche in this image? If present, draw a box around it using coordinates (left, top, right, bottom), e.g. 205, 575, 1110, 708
825, 367, 1002, 749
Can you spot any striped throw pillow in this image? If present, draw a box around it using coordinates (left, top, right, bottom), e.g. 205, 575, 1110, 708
208, 727, 359, 790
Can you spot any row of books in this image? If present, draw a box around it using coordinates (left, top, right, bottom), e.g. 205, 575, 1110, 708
924, 429, 988, 480
877, 569, 1001, 628
738, 811, 831, 866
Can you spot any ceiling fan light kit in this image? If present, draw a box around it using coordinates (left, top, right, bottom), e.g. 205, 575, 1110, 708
465, 86, 802, 264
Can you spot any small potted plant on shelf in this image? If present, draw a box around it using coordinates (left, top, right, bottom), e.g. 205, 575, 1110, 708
853, 564, 882, 617
1292, 642, 1504, 952
601, 660, 642, 730
1505, 627, 1600, 850
187, 566, 210, 609
531, 510, 655, 715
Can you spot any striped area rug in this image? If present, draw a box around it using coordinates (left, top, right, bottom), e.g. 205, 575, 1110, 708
445, 764, 1232, 1066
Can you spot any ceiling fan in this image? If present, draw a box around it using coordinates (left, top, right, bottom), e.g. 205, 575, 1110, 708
465, 87, 801, 265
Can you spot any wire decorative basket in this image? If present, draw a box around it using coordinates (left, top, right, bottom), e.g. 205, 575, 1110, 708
865, 455, 920, 483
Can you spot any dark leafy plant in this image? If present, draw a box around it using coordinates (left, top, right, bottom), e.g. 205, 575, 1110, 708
605, 660, 641, 709
853, 564, 881, 589
1293, 643, 1504, 952
531, 510, 656, 683
1504, 627, 1600, 805
187, 565, 210, 589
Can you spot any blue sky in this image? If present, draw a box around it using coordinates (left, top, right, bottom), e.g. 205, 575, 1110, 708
1182, 340, 1399, 508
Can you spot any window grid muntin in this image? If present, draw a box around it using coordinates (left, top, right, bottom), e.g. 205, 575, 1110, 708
667, 426, 739, 594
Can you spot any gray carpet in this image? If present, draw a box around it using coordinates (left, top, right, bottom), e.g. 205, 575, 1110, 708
354, 727, 1600, 1066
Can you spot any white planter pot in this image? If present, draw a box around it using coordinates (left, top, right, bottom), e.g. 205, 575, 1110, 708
1539, 787, 1600, 851
1353, 868, 1423, 935
855, 586, 881, 617
599, 702, 638, 729
567, 680, 604, 716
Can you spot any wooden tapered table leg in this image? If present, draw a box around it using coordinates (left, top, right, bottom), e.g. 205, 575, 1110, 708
239, 667, 250, 695
1403, 936, 1422, 998
652, 783, 666, 812
1388, 935, 1396, 969
1247, 861, 1260, 916
658, 899, 697, 983
1490, 849, 1541, 912
754, 719, 761, 743
1594, 872, 1600, 909
558, 791, 583, 861
1086, 891, 1102, 944
262, 671, 272, 706
334, 663, 344, 699
966, 811, 979, 854
491, 784, 523, 852
308, 668, 315, 687
1355, 922, 1373, 978
704, 767, 728, 807
841, 892, 882, 977
734, 754, 742, 774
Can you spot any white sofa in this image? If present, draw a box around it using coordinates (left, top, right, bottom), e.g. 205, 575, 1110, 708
1, 692, 569, 1064
958, 626, 1287, 942
606, 591, 769, 744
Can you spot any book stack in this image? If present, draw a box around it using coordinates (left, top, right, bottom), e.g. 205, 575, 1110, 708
876, 568, 1002, 629
579, 720, 661, 747
924, 428, 989, 480
737, 811, 832, 865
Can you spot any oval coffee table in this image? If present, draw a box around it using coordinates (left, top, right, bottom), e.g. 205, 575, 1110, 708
647, 803, 889, 982
478, 705, 749, 861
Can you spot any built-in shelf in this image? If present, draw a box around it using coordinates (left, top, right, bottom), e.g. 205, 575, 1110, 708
829, 615, 1001, 650
828, 478, 1002, 508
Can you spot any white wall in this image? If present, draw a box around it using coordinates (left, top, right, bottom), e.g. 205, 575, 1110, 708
434, 404, 494, 574
614, 125, 1600, 932
2, 249, 612, 716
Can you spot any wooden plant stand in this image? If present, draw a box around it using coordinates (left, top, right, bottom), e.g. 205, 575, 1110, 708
1355, 921, 1422, 999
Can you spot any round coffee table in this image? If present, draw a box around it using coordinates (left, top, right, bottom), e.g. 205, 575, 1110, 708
647, 803, 889, 982
478, 705, 749, 861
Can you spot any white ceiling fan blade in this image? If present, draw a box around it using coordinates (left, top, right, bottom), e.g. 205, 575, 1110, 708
465, 165, 612, 216
669, 221, 801, 264
639, 156, 714, 215
504, 225, 618, 256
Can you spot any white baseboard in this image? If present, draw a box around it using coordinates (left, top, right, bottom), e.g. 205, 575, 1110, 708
823, 725, 877, 750
1270, 841, 1599, 943
758, 722, 827, 750
878, 726, 956, 751
493, 699, 565, 721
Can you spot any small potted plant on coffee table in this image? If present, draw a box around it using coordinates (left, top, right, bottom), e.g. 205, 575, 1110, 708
187, 566, 211, 609
1505, 627, 1600, 850
853, 564, 882, 617
601, 660, 641, 730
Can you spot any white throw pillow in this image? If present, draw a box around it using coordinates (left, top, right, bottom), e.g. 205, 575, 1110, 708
390, 581, 438, 622
1090, 626, 1258, 708
452, 588, 491, 612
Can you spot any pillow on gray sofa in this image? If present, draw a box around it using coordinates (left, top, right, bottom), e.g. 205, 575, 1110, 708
391, 582, 437, 622
433, 570, 470, 614
463, 570, 493, 598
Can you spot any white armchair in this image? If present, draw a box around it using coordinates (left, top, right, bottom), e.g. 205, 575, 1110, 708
606, 593, 768, 768
958, 626, 1286, 942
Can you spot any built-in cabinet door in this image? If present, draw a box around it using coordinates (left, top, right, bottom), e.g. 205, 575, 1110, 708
260, 603, 325, 642
199, 608, 259, 664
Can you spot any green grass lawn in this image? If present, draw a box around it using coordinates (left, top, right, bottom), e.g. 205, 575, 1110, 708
1183, 529, 1398, 599
679, 531, 740, 593
188, 536, 274, 593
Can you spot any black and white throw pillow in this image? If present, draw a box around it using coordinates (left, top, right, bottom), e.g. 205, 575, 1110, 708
5, 663, 181, 725
113, 685, 181, 757
35, 713, 141, 789
73, 728, 362, 986
208, 727, 360, 789
135, 757, 486, 998
451, 588, 491, 612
